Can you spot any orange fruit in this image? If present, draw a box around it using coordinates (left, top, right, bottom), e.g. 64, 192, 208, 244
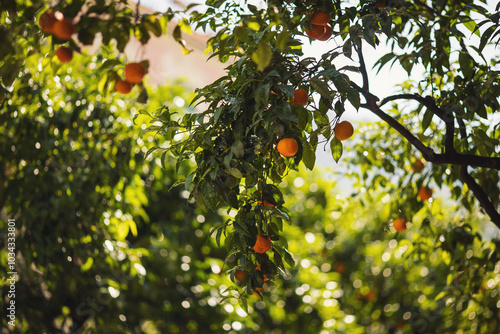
335, 262, 346, 274
411, 159, 424, 172
305, 24, 326, 40
234, 269, 248, 282
253, 234, 272, 253
39, 11, 56, 33
255, 264, 270, 281
56, 46, 73, 63
310, 10, 331, 25
393, 218, 407, 232
375, 0, 386, 8
52, 17, 75, 40
317, 24, 333, 41
124, 62, 146, 84
291, 88, 308, 106
334, 121, 354, 141
365, 290, 376, 301
277, 138, 299, 157
418, 186, 433, 201
116, 80, 133, 94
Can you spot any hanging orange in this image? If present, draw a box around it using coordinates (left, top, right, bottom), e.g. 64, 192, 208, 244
418, 186, 433, 201
334, 121, 354, 141
124, 62, 146, 84
253, 234, 272, 253
317, 24, 333, 41
56, 46, 73, 63
116, 80, 133, 94
39, 11, 56, 33
310, 10, 331, 25
305, 24, 326, 40
291, 88, 308, 106
393, 218, 407, 232
52, 17, 75, 40
277, 138, 299, 157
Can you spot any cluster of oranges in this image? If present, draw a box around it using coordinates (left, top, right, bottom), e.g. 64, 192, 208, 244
39, 11, 75, 63
38, 9, 147, 95
305, 10, 333, 41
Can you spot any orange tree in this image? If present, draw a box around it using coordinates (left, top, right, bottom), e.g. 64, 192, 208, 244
1, 0, 499, 303
139, 0, 500, 297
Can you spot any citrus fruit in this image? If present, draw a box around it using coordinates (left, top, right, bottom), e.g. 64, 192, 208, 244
411, 159, 424, 172
291, 88, 308, 106
255, 264, 269, 281
310, 10, 331, 25
375, 0, 386, 8
52, 17, 75, 40
39, 11, 56, 33
277, 138, 299, 157
334, 121, 354, 141
418, 186, 433, 201
56, 46, 73, 63
116, 80, 133, 94
234, 269, 248, 282
124, 62, 146, 84
258, 199, 275, 207
253, 234, 272, 253
317, 24, 333, 41
393, 218, 407, 232
305, 24, 326, 40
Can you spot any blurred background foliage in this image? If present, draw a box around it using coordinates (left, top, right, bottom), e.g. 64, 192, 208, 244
1, 0, 500, 333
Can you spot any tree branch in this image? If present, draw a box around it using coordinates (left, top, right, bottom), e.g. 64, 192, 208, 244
460, 166, 500, 228
354, 43, 369, 91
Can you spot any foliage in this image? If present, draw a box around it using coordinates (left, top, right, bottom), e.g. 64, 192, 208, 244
1, 0, 500, 332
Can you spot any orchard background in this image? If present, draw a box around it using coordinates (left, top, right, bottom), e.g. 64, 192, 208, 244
1, 0, 500, 333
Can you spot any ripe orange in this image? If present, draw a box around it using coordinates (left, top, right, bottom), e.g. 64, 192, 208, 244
56, 46, 73, 63
234, 269, 248, 282
255, 264, 270, 281
418, 186, 433, 201
335, 262, 346, 274
253, 234, 272, 253
311, 10, 331, 25
277, 138, 299, 157
317, 24, 333, 41
411, 159, 424, 172
39, 11, 56, 33
52, 17, 75, 40
291, 88, 308, 106
116, 80, 133, 94
334, 121, 354, 141
393, 218, 407, 232
305, 24, 326, 40
124, 62, 146, 84
375, 0, 386, 8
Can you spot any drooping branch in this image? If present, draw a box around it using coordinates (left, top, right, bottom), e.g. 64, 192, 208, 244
360, 88, 500, 170
460, 166, 500, 228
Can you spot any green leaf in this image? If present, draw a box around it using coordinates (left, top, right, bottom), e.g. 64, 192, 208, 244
251, 43, 272, 72
330, 137, 343, 163
231, 140, 245, 158
421, 109, 434, 132
310, 78, 332, 101
227, 167, 243, 179
347, 87, 360, 110
301, 138, 316, 170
